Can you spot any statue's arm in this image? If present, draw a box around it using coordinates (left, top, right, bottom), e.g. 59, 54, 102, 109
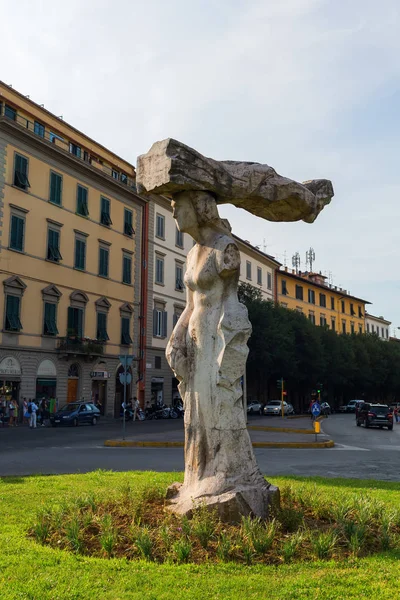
166, 287, 193, 381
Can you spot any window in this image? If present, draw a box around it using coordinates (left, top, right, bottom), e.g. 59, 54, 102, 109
43, 302, 58, 336
120, 173, 128, 185
308, 312, 315, 325
281, 280, 288, 295
34, 120, 45, 138
173, 307, 184, 327
13, 154, 30, 190
155, 356, 161, 369
386, 329, 389, 339
371, 324, 375, 333
100, 197, 112, 226
350, 303, 355, 316
331, 297, 335, 310
295, 307, 303, 313
257, 267, 262, 285
366, 323, 370, 333
176, 226, 184, 248
5, 104, 16, 120
267, 273, 272, 290
153, 306, 167, 338
295, 285, 303, 300
342, 321, 346, 334
246, 261, 252, 280
308, 289, 315, 304
74, 238, 86, 271
319, 293, 326, 308
359, 325, 363, 334
47, 228, 62, 262
358, 306, 363, 318
156, 214, 165, 239
350, 322, 355, 334
5, 295, 22, 331
97, 312, 109, 341
320, 315, 327, 326
50, 132, 64, 144
69, 143, 81, 158
112, 169, 119, 180
67, 307, 83, 337
76, 185, 89, 216
121, 317, 132, 345
124, 209, 135, 236
331, 318, 336, 331
99, 246, 109, 278
155, 255, 164, 284
381, 327, 385, 338
49, 172, 62, 205
122, 254, 132, 284
9, 214, 25, 252
175, 263, 184, 290
341, 300, 345, 313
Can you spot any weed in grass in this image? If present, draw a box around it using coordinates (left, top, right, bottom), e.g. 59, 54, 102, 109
180, 515, 192, 537
241, 516, 277, 555
216, 532, 232, 562
348, 532, 364, 557
380, 513, 395, 551
135, 527, 153, 561
100, 514, 118, 558
278, 507, 304, 532
159, 524, 172, 551
240, 537, 255, 565
173, 537, 192, 563
281, 531, 304, 563
33, 511, 50, 544
311, 530, 337, 559
192, 503, 216, 549
65, 517, 83, 554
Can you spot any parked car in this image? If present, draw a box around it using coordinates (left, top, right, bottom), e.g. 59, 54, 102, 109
50, 402, 100, 427
247, 401, 263, 415
356, 403, 393, 430
263, 401, 294, 416
340, 399, 363, 413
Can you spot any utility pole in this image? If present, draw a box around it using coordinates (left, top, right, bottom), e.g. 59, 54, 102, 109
306, 247, 315, 271
292, 252, 301, 273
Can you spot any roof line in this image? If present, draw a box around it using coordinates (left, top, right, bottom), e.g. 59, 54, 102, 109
278, 269, 371, 304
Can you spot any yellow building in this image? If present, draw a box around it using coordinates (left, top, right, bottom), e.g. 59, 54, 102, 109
277, 269, 370, 333
0, 82, 145, 416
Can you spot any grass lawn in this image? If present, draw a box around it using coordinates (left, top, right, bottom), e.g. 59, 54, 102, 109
1, 471, 400, 599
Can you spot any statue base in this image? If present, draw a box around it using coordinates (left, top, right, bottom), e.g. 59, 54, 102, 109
166, 481, 280, 523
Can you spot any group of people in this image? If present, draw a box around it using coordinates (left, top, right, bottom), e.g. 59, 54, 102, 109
0, 396, 58, 428
121, 397, 141, 421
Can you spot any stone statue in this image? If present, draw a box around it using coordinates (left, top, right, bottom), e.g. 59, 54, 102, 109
137, 139, 334, 521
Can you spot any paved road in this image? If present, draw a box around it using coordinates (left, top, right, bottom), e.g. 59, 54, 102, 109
1, 414, 400, 480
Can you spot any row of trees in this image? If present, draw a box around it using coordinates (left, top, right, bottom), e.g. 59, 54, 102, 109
238, 283, 400, 412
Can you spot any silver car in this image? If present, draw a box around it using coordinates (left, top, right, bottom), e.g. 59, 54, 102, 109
247, 401, 263, 415
263, 400, 294, 416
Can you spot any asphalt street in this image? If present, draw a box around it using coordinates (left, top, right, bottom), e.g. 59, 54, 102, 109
1, 414, 400, 480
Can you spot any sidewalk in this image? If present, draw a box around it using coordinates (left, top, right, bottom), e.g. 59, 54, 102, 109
105, 415, 334, 449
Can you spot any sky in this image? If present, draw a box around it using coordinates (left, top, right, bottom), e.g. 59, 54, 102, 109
2, 0, 400, 330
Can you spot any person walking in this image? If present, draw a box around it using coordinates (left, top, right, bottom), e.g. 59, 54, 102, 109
28, 399, 38, 429
394, 406, 399, 424
23, 398, 29, 425
8, 399, 16, 427
133, 397, 140, 421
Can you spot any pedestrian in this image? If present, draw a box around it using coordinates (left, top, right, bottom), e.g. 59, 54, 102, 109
40, 397, 47, 427
394, 406, 399, 424
133, 396, 140, 421
8, 399, 16, 427
23, 398, 30, 425
28, 399, 38, 429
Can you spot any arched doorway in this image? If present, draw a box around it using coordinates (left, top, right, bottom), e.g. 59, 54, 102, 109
67, 363, 80, 403
114, 364, 132, 418
36, 359, 57, 401
91, 361, 108, 415
0, 356, 21, 407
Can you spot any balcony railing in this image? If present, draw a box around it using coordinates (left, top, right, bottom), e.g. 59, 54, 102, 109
0, 103, 137, 190
57, 337, 104, 356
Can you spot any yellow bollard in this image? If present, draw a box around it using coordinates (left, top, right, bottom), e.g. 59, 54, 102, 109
314, 421, 321, 434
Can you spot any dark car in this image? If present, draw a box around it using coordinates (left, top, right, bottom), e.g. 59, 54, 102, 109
50, 402, 100, 427
356, 403, 393, 430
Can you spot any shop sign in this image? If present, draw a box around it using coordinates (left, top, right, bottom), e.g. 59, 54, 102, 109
37, 359, 57, 377
90, 371, 110, 379
151, 377, 164, 383
146, 363, 152, 369
0, 356, 21, 376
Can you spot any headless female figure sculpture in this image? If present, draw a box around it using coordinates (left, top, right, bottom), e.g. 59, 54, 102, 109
166, 191, 278, 519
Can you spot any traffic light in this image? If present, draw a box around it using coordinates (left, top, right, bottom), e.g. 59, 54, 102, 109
277, 379, 283, 389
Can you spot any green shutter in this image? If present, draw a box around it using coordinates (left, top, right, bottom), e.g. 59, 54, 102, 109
75, 239, 85, 270
6, 295, 22, 331
99, 248, 109, 277
44, 302, 58, 335
77, 186, 89, 216
97, 312, 109, 341
50, 172, 62, 205
123, 256, 131, 284
10, 215, 24, 251
121, 317, 132, 344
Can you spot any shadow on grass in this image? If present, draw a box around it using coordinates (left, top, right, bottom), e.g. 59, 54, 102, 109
0, 476, 27, 484
271, 475, 400, 491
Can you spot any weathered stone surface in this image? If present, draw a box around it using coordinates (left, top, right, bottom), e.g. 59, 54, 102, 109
136, 138, 334, 223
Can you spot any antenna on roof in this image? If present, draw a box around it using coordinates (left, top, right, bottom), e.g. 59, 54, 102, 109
57, 115, 63, 119
25, 95, 30, 99
306, 247, 315, 271
283, 251, 287, 267
292, 252, 301, 273
40, 104, 44, 107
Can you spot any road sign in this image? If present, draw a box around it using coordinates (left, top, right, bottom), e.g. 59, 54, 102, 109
311, 402, 321, 417
119, 372, 132, 385
119, 355, 133, 368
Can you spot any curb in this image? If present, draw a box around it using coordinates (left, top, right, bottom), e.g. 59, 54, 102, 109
104, 439, 335, 449
248, 425, 315, 435
287, 415, 311, 420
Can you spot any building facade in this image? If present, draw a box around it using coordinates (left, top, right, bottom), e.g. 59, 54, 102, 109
277, 268, 370, 333
0, 82, 144, 416
235, 236, 280, 301
365, 313, 391, 340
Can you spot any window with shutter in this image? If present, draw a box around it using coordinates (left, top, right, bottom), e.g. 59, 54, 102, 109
97, 312, 109, 341
9, 215, 25, 251
5, 104, 16, 120
175, 264, 184, 290
175, 226, 184, 248
76, 185, 89, 216
13, 154, 30, 190
122, 255, 132, 284
267, 273, 272, 290
34, 121, 45, 138
49, 172, 62, 205
124, 209, 134, 236
47, 229, 62, 262
43, 302, 58, 335
67, 307, 83, 337
121, 317, 132, 345
100, 197, 112, 226
99, 247, 109, 277
257, 267, 262, 285
155, 256, 164, 284
156, 214, 165, 239
74, 239, 86, 270
5, 295, 22, 331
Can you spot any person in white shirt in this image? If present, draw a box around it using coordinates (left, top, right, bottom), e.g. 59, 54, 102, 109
28, 400, 38, 429
133, 397, 140, 421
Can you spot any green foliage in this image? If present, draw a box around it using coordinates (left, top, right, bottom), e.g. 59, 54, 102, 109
311, 530, 338, 559
191, 503, 216, 549
134, 526, 153, 560
172, 537, 192, 563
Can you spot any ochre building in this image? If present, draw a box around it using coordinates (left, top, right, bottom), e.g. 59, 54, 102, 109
277, 269, 370, 333
0, 82, 145, 416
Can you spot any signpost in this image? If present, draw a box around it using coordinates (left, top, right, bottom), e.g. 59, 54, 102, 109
119, 355, 133, 441
311, 401, 321, 442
